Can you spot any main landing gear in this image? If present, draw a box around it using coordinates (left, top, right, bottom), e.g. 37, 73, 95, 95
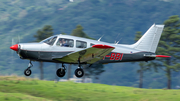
24, 61, 33, 76
74, 61, 84, 78
56, 63, 84, 78
74, 68, 84, 78
23, 61, 84, 78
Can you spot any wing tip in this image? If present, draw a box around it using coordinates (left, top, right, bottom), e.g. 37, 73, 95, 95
92, 44, 115, 49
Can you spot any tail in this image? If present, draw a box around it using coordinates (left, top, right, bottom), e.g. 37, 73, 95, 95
131, 24, 164, 53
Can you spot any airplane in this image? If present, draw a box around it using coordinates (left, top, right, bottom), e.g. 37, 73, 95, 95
10, 24, 170, 78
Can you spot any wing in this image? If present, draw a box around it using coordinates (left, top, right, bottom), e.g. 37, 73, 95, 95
52, 44, 115, 64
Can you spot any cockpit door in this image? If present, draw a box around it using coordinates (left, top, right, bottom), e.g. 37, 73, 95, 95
39, 36, 57, 60
51, 38, 75, 59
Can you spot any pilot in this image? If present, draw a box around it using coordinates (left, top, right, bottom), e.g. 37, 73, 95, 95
56, 39, 62, 46
61, 39, 68, 47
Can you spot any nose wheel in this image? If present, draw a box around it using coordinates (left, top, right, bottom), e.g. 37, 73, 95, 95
56, 68, 66, 77
24, 61, 33, 76
56, 64, 66, 77
24, 68, 32, 76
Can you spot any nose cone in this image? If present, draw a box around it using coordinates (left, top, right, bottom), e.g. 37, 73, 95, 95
10, 44, 18, 51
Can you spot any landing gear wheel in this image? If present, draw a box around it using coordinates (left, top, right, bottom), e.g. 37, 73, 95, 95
24, 69, 32, 76
75, 68, 84, 78
56, 68, 66, 77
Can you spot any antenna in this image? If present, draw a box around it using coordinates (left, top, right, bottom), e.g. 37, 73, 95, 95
114, 33, 121, 43
98, 34, 104, 41
115, 38, 122, 45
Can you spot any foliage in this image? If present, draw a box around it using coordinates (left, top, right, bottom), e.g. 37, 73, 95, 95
1, 76, 180, 101
71, 25, 88, 38
85, 64, 105, 79
149, 15, 180, 89
71, 25, 94, 39
134, 31, 150, 88
34, 25, 54, 42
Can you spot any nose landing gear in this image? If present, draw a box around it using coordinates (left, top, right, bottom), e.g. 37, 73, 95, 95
56, 64, 66, 77
24, 61, 33, 76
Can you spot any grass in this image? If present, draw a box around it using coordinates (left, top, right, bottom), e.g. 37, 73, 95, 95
0, 76, 180, 101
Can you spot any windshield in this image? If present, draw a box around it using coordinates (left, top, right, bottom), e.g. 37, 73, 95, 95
40, 36, 57, 45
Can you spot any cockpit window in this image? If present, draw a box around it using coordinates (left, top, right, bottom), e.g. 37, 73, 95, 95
56, 38, 74, 47
41, 36, 57, 45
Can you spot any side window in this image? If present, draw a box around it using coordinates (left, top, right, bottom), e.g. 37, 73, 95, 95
90, 43, 95, 46
56, 38, 74, 47
76, 40, 87, 48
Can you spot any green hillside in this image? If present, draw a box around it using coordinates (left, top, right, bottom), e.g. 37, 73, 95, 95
0, 76, 180, 101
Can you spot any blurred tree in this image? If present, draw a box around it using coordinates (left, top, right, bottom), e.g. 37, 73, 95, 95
34, 25, 53, 80
137, 62, 150, 88
71, 25, 105, 82
85, 64, 105, 82
34, 25, 53, 42
150, 15, 180, 89
71, 25, 89, 38
135, 31, 150, 88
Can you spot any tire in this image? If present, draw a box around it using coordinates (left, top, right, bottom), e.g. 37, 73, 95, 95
75, 68, 84, 78
56, 68, 66, 77
24, 69, 32, 76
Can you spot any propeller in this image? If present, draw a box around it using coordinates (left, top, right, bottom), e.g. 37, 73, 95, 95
10, 35, 20, 52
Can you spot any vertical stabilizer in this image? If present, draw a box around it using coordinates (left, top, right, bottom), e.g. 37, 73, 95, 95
131, 24, 164, 53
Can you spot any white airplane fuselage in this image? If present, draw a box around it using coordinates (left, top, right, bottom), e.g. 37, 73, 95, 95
17, 34, 155, 64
